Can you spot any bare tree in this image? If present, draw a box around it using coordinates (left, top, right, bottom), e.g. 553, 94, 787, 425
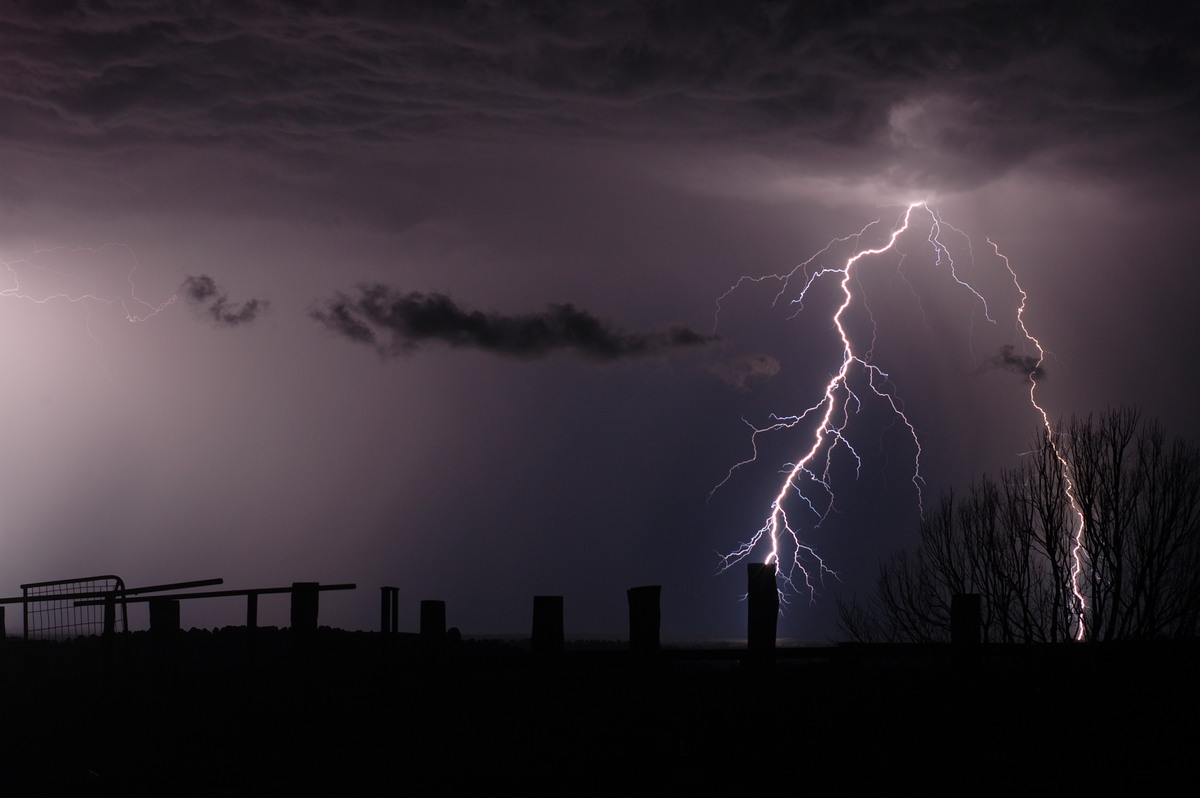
1066, 410, 1200, 640
839, 408, 1200, 643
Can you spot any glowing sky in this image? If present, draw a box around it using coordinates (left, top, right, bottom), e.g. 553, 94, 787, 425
0, 2, 1196, 639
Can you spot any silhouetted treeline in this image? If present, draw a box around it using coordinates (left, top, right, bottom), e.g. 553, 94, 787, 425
841, 408, 1200, 643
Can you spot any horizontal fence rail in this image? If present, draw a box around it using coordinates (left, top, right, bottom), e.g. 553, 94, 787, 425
75, 583, 357, 633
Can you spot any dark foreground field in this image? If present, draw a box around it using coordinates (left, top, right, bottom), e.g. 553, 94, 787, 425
2, 630, 1196, 796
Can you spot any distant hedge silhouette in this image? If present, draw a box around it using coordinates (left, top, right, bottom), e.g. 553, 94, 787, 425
840, 408, 1200, 643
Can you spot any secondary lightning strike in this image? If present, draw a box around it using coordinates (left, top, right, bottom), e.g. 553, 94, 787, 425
716, 203, 1078, 628
990, 240, 1088, 640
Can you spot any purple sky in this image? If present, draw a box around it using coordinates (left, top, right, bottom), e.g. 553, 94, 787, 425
0, 2, 1197, 640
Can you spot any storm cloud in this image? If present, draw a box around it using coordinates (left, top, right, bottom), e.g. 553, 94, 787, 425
0, 2, 1195, 219
311, 285, 716, 361
181, 275, 268, 328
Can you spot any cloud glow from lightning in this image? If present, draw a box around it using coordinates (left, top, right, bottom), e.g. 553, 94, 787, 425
715, 202, 1087, 637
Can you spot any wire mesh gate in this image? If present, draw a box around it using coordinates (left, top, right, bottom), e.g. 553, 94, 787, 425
20, 575, 128, 640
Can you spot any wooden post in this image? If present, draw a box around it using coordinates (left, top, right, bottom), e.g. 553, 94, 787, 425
380, 587, 400, 634
952, 593, 982, 645
290, 582, 320, 633
244, 591, 260, 668
148, 597, 181, 673
627, 585, 661, 655
148, 598, 181, 637
747, 563, 778, 659
103, 595, 117, 638
532, 595, 564, 656
420, 600, 446, 654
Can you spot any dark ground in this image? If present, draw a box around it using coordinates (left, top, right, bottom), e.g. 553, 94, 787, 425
2, 630, 1196, 796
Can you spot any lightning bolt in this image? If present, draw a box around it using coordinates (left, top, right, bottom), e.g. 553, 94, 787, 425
715, 202, 1086, 637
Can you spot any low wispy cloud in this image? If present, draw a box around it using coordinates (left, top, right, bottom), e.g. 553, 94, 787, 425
310, 285, 716, 362
987, 344, 1046, 382
706, 353, 781, 390
181, 275, 268, 327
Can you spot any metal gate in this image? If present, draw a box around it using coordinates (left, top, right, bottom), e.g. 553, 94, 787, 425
21, 575, 128, 640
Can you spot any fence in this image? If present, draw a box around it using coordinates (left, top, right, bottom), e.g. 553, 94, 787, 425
0, 577, 225, 640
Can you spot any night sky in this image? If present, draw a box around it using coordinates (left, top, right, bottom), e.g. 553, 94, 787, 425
1, 2, 1197, 640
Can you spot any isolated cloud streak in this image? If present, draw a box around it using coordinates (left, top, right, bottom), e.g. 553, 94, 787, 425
706, 353, 781, 390
988, 344, 1046, 382
311, 285, 716, 361
181, 275, 268, 327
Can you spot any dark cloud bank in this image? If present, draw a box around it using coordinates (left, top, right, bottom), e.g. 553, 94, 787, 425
311, 285, 716, 361
1, 1, 1195, 216
181, 275, 268, 327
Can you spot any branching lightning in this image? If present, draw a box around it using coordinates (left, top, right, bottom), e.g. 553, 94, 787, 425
715, 202, 1087, 637
1, 243, 177, 383
3, 243, 176, 320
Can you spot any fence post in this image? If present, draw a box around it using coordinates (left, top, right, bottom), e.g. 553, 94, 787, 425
532, 596, 564, 657
747, 563, 778, 660
149, 598, 181, 637
420, 600, 446, 655
380, 587, 400, 634
290, 582, 320, 633
627, 585, 661, 656
148, 597, 181, 673
951, 593, 982, 645
103, 595, 117, 638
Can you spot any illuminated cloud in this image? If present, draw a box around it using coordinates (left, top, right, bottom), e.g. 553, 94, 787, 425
311, 285, 716, 361
180, 275, 268, 328
0, 4, 1194, 218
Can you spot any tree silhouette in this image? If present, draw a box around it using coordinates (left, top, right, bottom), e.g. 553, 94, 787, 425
840, 408, 1200, 643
